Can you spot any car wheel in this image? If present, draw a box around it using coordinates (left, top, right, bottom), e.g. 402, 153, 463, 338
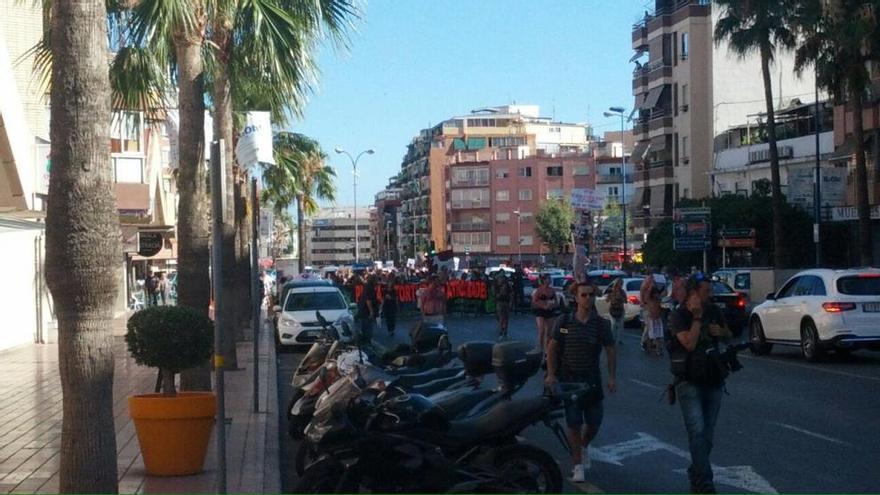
749, 317, 772, 355
800, 320, 825, 362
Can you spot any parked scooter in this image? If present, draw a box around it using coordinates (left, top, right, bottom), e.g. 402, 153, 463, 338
296, 342, 588, 494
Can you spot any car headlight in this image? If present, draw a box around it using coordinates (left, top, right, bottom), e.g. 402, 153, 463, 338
281, 319, 301, 329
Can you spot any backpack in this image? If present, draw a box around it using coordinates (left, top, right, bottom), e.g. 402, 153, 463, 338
666, 306, 728, 386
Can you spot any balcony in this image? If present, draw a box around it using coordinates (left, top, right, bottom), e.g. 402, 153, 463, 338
451, 222, 491, 232
450, 178, 490, 188
635, 1, 710, 36
632, 23, 647, 48
451, 199, 491, 209
597, 173, 633, 184
648, 164, 674, 180
647, 59, 672, 83
633, 119, 649, 140
632, 66, 649, 92
649, 111, 673, 133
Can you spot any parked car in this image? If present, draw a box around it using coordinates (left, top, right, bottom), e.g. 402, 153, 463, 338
549, 275, 574, 309
709, 280, 749, 337
748, 268, 880, 361
275, 285, 354, 350
594, 278, 644, 323
587, 270, 628, 292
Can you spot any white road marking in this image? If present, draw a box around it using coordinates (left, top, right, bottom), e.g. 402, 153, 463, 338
592, 433, 778, 493
628, 378, 663, 390
771, 421, 852, 447
738, 353, 880, 383
673, 466, 779, 494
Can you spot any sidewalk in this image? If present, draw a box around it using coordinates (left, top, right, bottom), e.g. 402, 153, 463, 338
0, 312, 280, 494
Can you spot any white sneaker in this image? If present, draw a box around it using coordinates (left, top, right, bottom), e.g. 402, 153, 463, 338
571, 464, 585, 483
582, 447, 591, 470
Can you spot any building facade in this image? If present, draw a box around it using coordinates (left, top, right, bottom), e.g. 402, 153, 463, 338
372, 182, 402, 265
629, 0, 816, 247
306, 206, 374, 267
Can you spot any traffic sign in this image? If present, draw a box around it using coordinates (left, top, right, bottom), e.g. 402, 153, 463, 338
673, 207, 711, 252
674, 238, 712, 251
720, 227, 755, 238
718, 238, 756, 248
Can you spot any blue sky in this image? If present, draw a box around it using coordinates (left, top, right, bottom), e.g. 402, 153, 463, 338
290, 0, 651, 207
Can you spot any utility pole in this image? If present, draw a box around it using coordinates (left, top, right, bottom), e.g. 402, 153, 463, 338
335, 147, 375, 263
813, 70, 822, 267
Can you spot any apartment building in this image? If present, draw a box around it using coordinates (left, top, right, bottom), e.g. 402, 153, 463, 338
711, 100, 844, 211
396, 105, 592, 261
306, 206, 374, 266
372, 182, 402, 264
629, 0, 816, 244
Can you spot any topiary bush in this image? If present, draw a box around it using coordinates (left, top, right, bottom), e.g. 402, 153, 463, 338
126, 306, 213, 396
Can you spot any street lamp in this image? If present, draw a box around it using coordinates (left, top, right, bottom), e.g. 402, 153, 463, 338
513, 209, 523, 265
334, 147, 375, 263
604, 108, 629, 266
385, 220, 392, 262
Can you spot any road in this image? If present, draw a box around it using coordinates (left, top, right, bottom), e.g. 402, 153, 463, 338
277, 312, 880, 493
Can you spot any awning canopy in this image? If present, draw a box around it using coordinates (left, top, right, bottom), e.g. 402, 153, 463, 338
632, 141, 651, 163
829, 134, 875, 161
640, 86, 665, 110
629, 187, 646, 208
650, 135, 667, 152
630, 48, 647, 63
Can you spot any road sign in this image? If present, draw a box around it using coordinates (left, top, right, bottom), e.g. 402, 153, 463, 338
720, 227, 756, 238
673, 207, 711, 252
718, 238, 756, 248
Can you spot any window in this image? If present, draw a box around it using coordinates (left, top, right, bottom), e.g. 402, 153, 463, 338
518, 189, 533, 200
518, 166, 532, 177
497, 235, 511, 246
837, 275, 880, 295
681, 136, 689, 159
490, 136, 526, 148
496, 190, 510, 201
608, 186, 619, 197
284, 291, 347, 311
111, 112, 143, 153
113, 156, 144, 183
776, 277, 801, 299
682, 84, 689, 107
681, 32, 689, 60
573, 165, 590, 176
519, 211, 533, 222
683, 188, 689, 199
452, 167, 489, 186
547, 189, 564, 200
496, 168, 509, 179
521, 235, 534, 246
546, 166, 563, 177
795, 276, 827, 296
496, 212, 510, 222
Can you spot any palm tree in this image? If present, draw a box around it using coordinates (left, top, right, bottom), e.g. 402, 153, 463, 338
265, 132, 337, 271
44, 0, 120, 491
714, 0, 799, 269
795, 0, 880, 265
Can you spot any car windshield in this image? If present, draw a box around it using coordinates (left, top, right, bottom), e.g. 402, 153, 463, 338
285, 291, 346, 312
836, 276, 880, 295
626, 279, 644, 291
551, 277, 566, 288
712, 281, 735, 295
734, 273, 750, 290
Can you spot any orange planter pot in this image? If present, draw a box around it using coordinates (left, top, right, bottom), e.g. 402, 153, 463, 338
129, 392, 216, 476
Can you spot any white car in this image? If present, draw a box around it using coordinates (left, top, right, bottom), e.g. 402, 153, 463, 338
748, 268, 880, 361
595, 278, 644, 323
276, 285, 354, 349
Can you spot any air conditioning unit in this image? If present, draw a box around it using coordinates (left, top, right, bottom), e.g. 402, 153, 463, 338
680, 104, 689, 112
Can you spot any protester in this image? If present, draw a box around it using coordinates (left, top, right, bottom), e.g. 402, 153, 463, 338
381, 277, 399, 336
144, 272, 158, 307
357, 275, 378, 344
606, 278, 626, 345
545, 281, 617, 483
493, 272, 513, 340
668, 273, 732, 494
640, 271, 665, 355
532, 274, 558, 353
419, 275, 447, 324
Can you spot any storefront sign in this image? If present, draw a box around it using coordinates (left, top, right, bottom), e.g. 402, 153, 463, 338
137, 232, 163, 257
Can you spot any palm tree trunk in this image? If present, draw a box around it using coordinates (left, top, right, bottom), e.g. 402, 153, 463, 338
852, 89, 873, 265
45, 1, 119, 491
297, 194, 306, 272
760, 44, 786, 269
213, 17, 239, 368
236, 178, 253, 329
174, 12, 213, 391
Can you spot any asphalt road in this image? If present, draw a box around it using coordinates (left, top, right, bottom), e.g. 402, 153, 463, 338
277, 312, 880, 493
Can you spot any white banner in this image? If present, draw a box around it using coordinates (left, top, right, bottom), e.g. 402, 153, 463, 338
789, 167, 847, 210
571, 188, 604, 210
236, 112, 275, 169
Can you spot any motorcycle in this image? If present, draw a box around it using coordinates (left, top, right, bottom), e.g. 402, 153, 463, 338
296, 342, 589, 494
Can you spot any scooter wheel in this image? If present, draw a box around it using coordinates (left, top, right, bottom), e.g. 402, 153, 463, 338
295, 440, 319, 476
493, 444, 562, 494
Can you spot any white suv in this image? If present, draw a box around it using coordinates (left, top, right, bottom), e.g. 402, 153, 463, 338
748, 268, 880, 361
276, 285, 353, 349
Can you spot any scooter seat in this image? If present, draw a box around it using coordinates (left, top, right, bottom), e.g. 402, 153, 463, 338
409, 374, 467, 396
444, 396, 548, 442
431, 388, 496, 419
393, 367, 463, 388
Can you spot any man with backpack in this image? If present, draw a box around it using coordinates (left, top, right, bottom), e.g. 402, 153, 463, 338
668, 273, 732, 494
544, 281, 617, 483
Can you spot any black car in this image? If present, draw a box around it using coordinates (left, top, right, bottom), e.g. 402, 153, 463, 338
711, 281, 748, 337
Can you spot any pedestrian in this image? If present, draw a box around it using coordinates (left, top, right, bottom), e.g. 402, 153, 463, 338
545, 281, 617, 483
144, 272, 158, 307
513, 264, 525, 313
157, 272, 168, 306
607, 278, 626, 345
381, 277, 399, 336
494, 272, 513, 340
668, 273, 733, 494
640, 272, 665, 355
418, 274, 447, 325
357, 275, 378, 344
532, 273, 558, 353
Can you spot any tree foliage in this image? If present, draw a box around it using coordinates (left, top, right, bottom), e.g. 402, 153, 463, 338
535, 199, 574, 254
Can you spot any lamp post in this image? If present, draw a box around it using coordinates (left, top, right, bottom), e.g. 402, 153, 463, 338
604, 107, 629, 266
513, 210, 522, 265
385, 220, 392, 262
334, 147, 375, 264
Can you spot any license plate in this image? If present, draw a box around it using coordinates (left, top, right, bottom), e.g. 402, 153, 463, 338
715, 302, 727, 309
863, 303, 880, 312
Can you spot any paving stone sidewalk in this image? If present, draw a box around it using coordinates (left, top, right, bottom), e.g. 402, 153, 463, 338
0, 312, 279, 494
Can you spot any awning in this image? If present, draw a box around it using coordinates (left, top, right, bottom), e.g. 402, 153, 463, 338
632, 141, 651, 162
629, 187, 646, 208
650, 135, 667, 152
453, 138, 466, 150
650, 185, 665, 213
630, 48, 647, 63
115, 183, 150, 211
467, 137, 487, 150
640, 86, 665, 110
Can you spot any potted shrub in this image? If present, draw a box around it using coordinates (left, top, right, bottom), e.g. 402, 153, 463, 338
125, 305, 214, 476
